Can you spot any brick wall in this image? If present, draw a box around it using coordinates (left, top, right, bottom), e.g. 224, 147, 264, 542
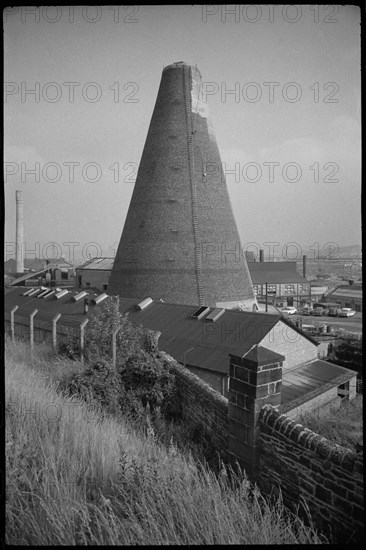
259, 404, 364, 543
160, 352, 229, 463
261, 320, 318, 369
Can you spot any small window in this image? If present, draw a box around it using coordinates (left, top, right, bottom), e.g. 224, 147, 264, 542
103, 284, 108, 291
86, 282, 90, 288
191, 306, 210, 319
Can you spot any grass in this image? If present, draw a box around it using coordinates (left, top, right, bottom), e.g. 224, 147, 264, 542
297, 395, 363, 451
5, 338, 327, 545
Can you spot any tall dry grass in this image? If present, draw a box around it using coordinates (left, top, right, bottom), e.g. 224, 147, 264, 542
6, 340, 327, 544
297, 395, 363, 451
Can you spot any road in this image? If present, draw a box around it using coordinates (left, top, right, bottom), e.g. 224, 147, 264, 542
294, 313, 362, 334
257, 304, 362, 334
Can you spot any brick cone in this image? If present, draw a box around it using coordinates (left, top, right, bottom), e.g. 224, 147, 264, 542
109, 61, 257, 310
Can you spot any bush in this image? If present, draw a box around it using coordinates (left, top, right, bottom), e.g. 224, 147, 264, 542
65, 360, 124, 415
119, 351, 176, 415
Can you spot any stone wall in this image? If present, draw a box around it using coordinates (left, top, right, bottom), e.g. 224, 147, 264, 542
160, 351, 229, 463
259, 404, 364, 543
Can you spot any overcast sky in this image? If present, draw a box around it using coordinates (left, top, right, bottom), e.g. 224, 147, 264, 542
4, 4, 361, 263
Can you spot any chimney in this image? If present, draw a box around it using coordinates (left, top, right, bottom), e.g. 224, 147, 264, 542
303, 254, 307, 278
15, 190, 24, 274
259, 249, 264, 262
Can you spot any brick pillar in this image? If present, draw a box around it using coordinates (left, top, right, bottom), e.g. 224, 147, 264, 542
228, 345, 284, 480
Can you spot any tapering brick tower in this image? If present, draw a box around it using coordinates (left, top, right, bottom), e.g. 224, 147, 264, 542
109, 62, 257, 310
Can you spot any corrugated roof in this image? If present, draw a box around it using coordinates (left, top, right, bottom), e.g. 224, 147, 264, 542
9, 268, 51, 285
248, 262, 307, 284
76, 258, 115, 271
5, 288, 281, 373
117, 300, 283, 373
281, 359, 356, 409
326, 285, 362, 300
4, 287, 99, 328
5, 289, 320, 374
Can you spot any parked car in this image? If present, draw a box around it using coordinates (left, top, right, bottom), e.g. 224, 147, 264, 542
328, 307, 339, 317
338, 308, 356, 317
281, 306, 297, 315
300, 307, 314, 316
313, 307, 323, 316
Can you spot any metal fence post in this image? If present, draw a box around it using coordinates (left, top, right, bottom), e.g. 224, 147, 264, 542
80, 319, 89, 364
29, 309, 38, 352
10, 305, 18, 341
52, 313, 62, 352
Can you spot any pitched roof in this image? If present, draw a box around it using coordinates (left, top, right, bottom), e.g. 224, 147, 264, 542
76, 257, 115, 271
241, 345, 285, 365
326, 285, 362, 300
8, 262, 72, 286
281, 359, 357, 412
5, 289, 320, 374
5, 288, 281, 373
248, 262, 307, 284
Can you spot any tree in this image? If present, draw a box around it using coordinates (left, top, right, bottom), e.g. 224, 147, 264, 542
59, 296, 145, 364
333, 338, 362, 375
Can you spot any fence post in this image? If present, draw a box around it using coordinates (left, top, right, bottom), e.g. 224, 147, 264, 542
52, 313, 62, 352
29, 309, 38, 352
111, 327, 120, 370
80, 319, 89, 364
10, 305, 18, 341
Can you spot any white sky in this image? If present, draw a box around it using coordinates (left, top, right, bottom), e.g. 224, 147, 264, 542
4, 5, 361, 263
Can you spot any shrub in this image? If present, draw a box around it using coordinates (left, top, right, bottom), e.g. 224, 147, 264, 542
58, 328, 81, 360
119, 351, 176, 415
65, 360, 124, 415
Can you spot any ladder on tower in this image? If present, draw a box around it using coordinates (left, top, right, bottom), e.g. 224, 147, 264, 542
183, 66, 204, 305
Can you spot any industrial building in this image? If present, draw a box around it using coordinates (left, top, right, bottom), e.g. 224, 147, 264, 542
5, 288, 357, 414
324, 284, 362, 312
74, 258, 114, 291
6, 190, 74, 287
109, 62, 257, 310
248, 259, 310, 307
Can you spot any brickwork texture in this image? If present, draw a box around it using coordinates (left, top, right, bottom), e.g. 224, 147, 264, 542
108, 62, 256, 309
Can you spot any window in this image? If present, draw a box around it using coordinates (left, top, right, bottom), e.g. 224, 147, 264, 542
337, 381, 350, 400
253, 285, 258, 295
284, 285, 295, 294
103, 284, 108, 291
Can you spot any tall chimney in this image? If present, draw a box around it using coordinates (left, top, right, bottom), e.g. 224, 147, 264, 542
259, 249, 264, 262
303, 254, 307, 278
15, 190, 24, 274
109, 62, 257, 310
